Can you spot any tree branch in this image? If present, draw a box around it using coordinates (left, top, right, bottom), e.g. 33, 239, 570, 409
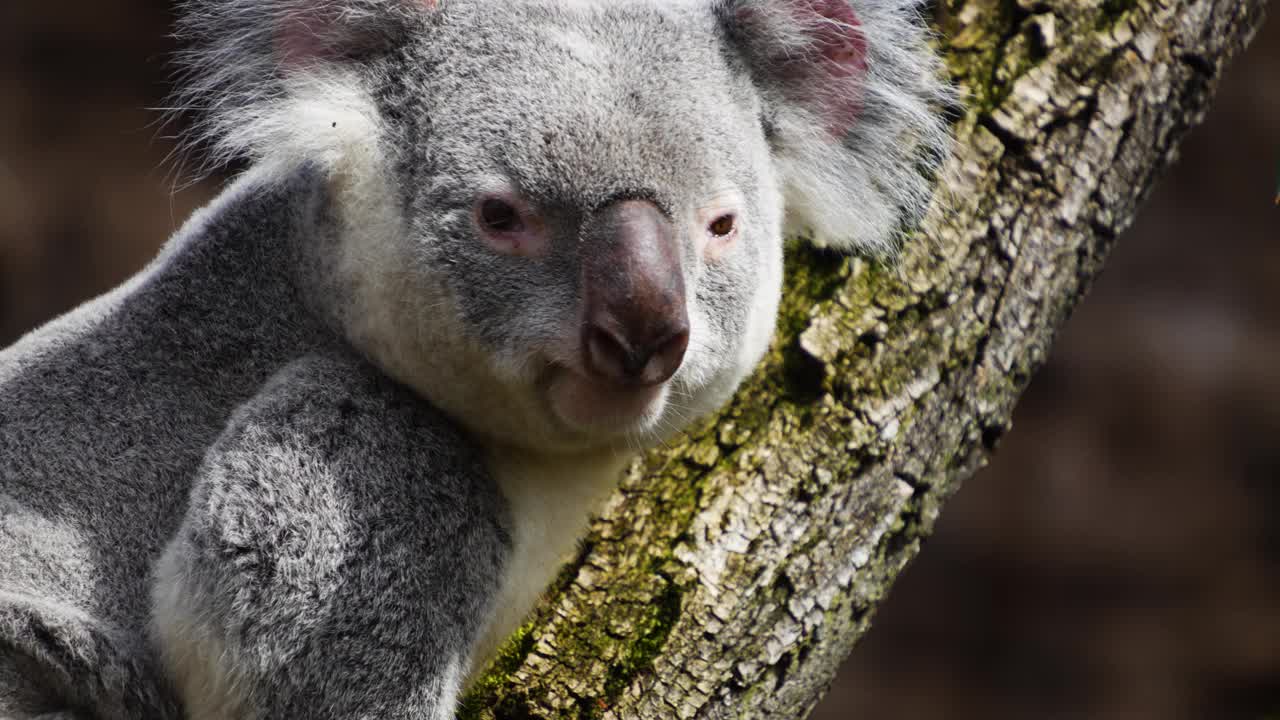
460, 1, 1268, 717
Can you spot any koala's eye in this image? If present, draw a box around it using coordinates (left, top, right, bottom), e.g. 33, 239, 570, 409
479, 198, 524, 233
474, 193, 549, 257
708, 213, 737, 237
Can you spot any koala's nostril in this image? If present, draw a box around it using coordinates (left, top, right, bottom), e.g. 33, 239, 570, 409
583, 320, 689, 387
649, 326, 691, 383
584, 325, 635, 383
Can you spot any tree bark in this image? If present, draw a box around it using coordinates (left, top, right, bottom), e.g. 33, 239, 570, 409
459, 1, 1268, 718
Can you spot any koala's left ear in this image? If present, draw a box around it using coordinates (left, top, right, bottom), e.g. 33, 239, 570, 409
172, 0, 438, 174
719, 0, 953, 254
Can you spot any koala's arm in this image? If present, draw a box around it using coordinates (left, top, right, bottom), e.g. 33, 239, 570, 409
150, 352, 510, 720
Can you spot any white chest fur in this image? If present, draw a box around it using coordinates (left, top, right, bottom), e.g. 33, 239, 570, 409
465, 448, 630, 685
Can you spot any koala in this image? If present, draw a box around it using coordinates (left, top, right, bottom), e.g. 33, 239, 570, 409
0, 0, 950, 718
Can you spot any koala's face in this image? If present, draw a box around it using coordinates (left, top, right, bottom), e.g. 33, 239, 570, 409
358, 2, 784, 454
279, 0, 950, 455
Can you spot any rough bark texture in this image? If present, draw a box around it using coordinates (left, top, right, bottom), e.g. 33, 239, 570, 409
459, 1, 1268, 718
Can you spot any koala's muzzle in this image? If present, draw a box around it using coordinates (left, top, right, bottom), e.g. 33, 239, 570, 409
581, 200, 690, 387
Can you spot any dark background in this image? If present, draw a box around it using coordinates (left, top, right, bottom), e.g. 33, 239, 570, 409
0, 3, 1275, 719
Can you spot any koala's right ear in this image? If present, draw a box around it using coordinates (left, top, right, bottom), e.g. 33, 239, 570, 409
171, 0, 437, 174
718, 0, 953, 255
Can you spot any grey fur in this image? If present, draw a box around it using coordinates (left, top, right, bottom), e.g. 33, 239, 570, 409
1, 1, 950, 717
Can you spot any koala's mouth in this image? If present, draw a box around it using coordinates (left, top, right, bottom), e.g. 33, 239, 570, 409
544, 364, 669, 438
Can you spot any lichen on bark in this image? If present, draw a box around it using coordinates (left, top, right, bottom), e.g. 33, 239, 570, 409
459, 1, 1269, 717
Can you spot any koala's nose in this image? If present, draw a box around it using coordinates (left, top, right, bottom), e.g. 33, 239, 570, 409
581, 200, 690, 387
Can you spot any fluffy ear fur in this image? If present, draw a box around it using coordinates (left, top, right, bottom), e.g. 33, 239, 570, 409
720, 0, 954, 254
170, 0, 430, 175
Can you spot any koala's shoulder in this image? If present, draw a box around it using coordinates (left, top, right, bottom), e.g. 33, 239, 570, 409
155, 351, 510, 715
180, 351, 511, 623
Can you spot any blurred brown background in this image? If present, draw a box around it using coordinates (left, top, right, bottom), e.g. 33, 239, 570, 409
0, 3, 1275, 719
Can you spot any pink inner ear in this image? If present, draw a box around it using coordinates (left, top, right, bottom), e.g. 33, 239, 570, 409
777, 0, 869, 137
274, 1, 440, 70
275, 9, 339, 69
809, 0, 867, 71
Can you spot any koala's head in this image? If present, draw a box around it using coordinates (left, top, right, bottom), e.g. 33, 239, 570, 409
177, 0, 950, 455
